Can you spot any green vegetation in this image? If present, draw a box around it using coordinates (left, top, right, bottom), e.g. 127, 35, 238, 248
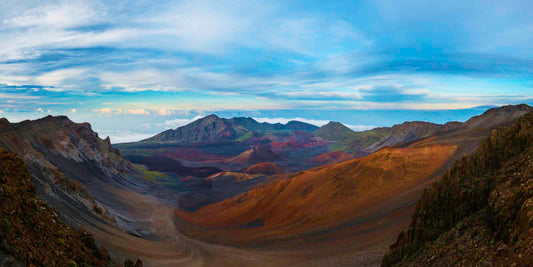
314, 121, 356, 143
134, 164, 169, 181
0, 148, 113, 266
235, 132, 254, 142
342, 128, 390, 152
382, 112, 533, 266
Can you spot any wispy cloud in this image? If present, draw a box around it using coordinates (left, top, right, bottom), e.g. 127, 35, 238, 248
0, 0, 530, 136
162, 115, 205, 129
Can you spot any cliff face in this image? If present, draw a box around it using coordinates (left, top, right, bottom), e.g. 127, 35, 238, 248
0, 115, 151, 236
382, 111, 533, 266
0, 148, 113, 266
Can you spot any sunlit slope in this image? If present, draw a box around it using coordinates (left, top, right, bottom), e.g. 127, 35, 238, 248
176, 144, 456, 244
176, 105, 532, 246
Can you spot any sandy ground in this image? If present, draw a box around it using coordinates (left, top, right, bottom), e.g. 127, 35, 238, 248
84, 187, 403, 267
89, 188, 295, 266
85, 187, 412, 267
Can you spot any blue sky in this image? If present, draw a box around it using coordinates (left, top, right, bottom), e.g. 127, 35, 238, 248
0, 0, 532, 142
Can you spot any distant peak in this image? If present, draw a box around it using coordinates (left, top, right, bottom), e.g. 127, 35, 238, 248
204, 114, 219, 119
321, 121, 348, 129
483, 104, 532, 115
38, 115, 72, 123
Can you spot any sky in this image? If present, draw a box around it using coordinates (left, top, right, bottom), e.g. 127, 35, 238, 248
0, 0, 532, 143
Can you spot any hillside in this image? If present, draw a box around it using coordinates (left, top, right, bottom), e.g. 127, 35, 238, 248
0, 115, 160, 240
0, 148, 113, 266
342, 121, 459, 154
174, 105, 532, 251
176, 144, 458, 244
229, 146, 281, 166
310, 150, 354, 165
382, 111, 533, 266
312, 119, 462, 155
245, 162, 285, 175
314, 121, 356, 142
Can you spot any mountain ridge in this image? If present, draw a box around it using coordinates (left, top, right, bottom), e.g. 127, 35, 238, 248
143, 115, 319, 144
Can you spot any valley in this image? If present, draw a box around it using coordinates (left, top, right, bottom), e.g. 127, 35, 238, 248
0, 104, 531, 266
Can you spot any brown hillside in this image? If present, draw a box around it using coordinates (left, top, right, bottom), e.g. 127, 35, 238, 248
245, 162, 285, 175
310, 150, 354, 165
176, 144, 457, 244
229, 146, 280, 165
382, 111, 533, 266
175, 105, 532, 248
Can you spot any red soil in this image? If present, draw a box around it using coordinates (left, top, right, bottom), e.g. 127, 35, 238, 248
175, 144, 457, 244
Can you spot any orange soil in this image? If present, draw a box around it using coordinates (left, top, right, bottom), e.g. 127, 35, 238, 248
206, 171, 254, 182
245, 162, 285, 175
310, 150, 354, 164
176, 144, 457, 244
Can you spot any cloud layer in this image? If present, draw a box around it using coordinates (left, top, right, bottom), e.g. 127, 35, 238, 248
0, 0, 531, 142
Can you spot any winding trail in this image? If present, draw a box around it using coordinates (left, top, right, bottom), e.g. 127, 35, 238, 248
88, 188, 295, 267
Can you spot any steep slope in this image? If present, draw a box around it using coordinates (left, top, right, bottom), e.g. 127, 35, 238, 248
0, 115, 155, 237
314, 121, 356, 142
174, 104, 532, 249
146, 114, 246, 143
0, 148, 113, 266
310, 150, 354, 165
176, 144, 458, 244
245, 162, 285, 175
382, 111, 533, 266
343, 121, 460, 155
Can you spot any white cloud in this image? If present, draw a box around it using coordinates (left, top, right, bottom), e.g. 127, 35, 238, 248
253, 117, 377, 132
0, 93, 39, 100
3, 2, 99, 28
94, 108, 113, 114
156, 109, 171, 116
127, 109, 150, 115
35, 68, 87, 87
253, 117, 331, 127
162, 115, 204, 129
96, 130, 157, 144
346, 124, 377, 131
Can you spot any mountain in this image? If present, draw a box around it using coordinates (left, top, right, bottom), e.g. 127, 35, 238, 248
245, 162, 285, 175
230, 117, 318, 132
0, 115, 157, 238
142, 115, 318, 144
314, 121, 356, 142
0, 148, 113, 266
174, 105, 532, 251
118, 115, 326, 173
328, 104, 533, 157
145, 114, 247, 143
342, 121, 460, 154
382, 110, 533, 266
312, 119, 461, 155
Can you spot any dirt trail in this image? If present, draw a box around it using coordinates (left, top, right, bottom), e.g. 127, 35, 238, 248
88, 188, 295, 267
